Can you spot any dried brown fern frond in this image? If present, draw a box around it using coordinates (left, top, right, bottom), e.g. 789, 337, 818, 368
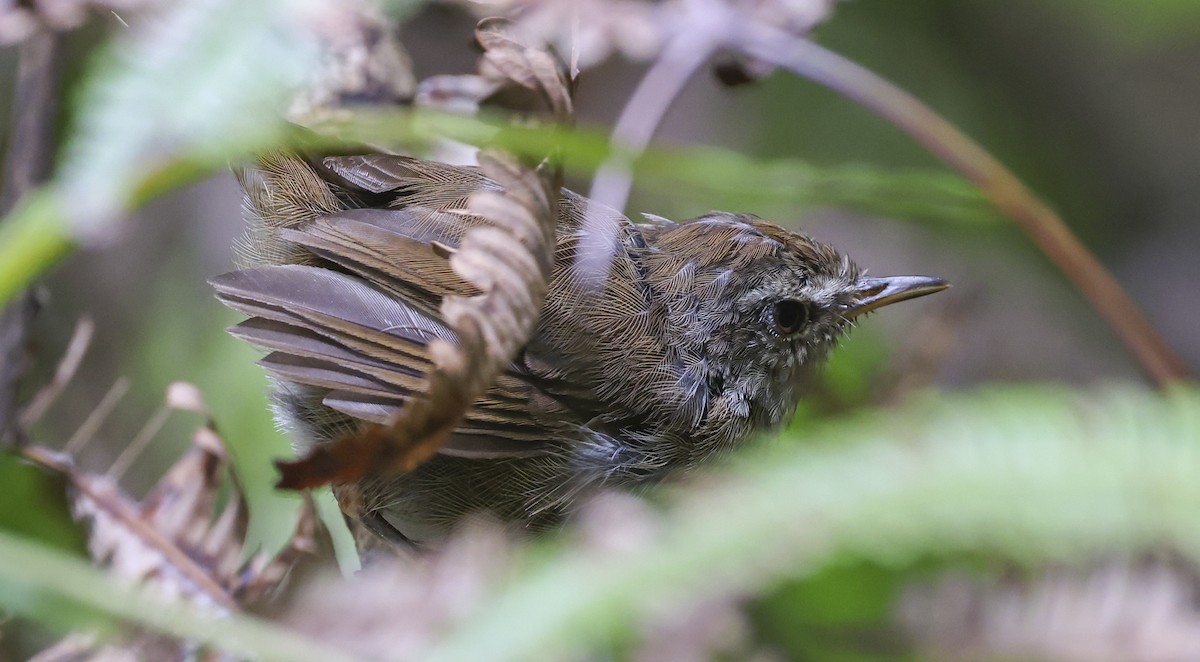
21, 383, 333, 658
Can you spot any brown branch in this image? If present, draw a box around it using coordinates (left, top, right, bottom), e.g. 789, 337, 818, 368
0, 29, 65, 446
2, 30, 63, 210
729, 19, 1190, 387
0, 292, 38, 447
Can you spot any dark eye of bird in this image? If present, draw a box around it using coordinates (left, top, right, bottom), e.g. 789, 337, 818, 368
772, 299, 810, 335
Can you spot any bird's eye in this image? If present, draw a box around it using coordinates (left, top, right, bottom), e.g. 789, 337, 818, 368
772, 299, 810, 335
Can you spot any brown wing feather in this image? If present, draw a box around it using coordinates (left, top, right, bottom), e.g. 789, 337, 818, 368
210, 258, 552, 458
279, 210, 479, 319
258, 353, 399, 399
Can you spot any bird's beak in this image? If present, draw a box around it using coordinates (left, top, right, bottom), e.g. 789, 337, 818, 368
845, 275, 949, 318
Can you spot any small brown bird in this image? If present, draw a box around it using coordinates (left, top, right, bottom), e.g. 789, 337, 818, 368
211, 153, 947, 545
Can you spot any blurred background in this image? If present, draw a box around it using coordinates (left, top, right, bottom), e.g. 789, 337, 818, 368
1, 0, 1198, 657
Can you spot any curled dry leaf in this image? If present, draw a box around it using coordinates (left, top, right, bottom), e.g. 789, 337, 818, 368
26, 427, 326, 611
275, 149, 559, 489
21, 384, 332, 657
417, 18, 573, 123
462, 0, 836, 78
275, 12, 569, 493
475, 17, 573, 120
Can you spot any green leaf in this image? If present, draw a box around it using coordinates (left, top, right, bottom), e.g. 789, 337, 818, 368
0, 190, 73, 304
424, 385, 1200, 661
0, 454, 83, 552
635, 145, 997, 227
0, 0, 321, 305
56, 0, 318, 228
0, 529, 357, 662
319, 107, 999, 226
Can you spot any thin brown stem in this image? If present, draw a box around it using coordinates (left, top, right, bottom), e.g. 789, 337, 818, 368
730, 20, 1189, 387
64, 377, 131, 456
107, 402, 171, 482
19, 316, 94, 428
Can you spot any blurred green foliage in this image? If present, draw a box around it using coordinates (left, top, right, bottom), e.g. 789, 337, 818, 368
4, 384, 1199, 661
0, 455, 83, 551
423, 385, 1200, 662
752, 561, 915, 662
1052, 0, 1200, 45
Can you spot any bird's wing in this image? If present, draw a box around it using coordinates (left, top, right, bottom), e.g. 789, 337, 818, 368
217, 153, 567, 459
211, 263, 554, 459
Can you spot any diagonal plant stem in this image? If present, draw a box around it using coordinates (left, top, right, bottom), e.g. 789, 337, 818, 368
587, 30, 719, 212
19, 316, 94, 428
578, 22, 718, 289
727, 19, 1189, 387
